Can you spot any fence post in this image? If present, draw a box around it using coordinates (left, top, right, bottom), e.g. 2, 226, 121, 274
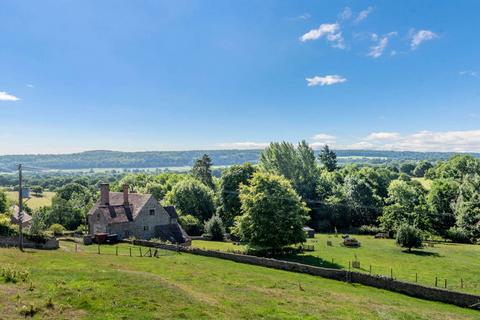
348, 261, 351, 271
98, 244, 100, 254
116, 247, 118, 256
435, 277, 438, 287
140, 247, 142, 257
369, 265, 372, 275
461, 278, 463, 289
75, 243, 78, 253
415, 272, 418, 283
331, 258, 334, 264
444, 279, 447, 289
390, 268, 393, 280
129, 247, 132, 257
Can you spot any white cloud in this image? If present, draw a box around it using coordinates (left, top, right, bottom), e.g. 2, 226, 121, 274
217, 142, 269, 149
368, 32, 397, 58
339, 7, 352, 20
306, 75, 346, 87
311, 133, 336, 148
26, 84, 34, 88
365, 132, 401, 141
352, 130, 480, 152
297, 13, 311, 20
0, 91, 20, 101
459, 71, 479, 78
299, 23, 345, 49
354, 7, 373, 24
410, 29, 438, 50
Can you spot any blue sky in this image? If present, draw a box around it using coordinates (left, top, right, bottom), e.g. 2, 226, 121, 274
1, 0, 479, 154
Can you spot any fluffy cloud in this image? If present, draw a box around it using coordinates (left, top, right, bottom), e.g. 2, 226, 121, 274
297, 13, 311, 20
339, 7, 352, 20
0, 91, 19, 101
365, 132, 400, 141
410, 29, 438, 49
459, 71, 479, 78
306, 75, 346, 87
368, 32, 397, 58
217, 142, 269, 149
311, 133, 336, 148
352, 130, 480, 152
354, 7, 374, 23
299, 23, 345, 49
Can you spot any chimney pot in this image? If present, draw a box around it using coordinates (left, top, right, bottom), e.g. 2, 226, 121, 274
100, 183, 110, 206
123, 184, 129, 205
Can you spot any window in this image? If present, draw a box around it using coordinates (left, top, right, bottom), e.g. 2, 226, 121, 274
144, 226, 149, 231
149, 209, 155, 215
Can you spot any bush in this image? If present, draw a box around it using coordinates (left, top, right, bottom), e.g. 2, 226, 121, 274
357, 225, 384, 235
203, 215, 226, 241
178, 214, 203, 236
396, 224, 423, 252
445, 227, 471, 244
0, 215, 18, 236
48, 224, 66, 236
1, 264, 30, 283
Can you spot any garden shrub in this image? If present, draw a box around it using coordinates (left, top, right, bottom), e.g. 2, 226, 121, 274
178, 214, 203, 236
48, 224, 66, 236
203, 215, 226, 241
1, 264, 30, 283
396, 224, 423, 252
0, 215, 18, 236
445, 227, 471, 244
357, 225, 384, 235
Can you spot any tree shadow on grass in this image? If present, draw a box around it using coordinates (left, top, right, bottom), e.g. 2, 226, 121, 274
401, 250, 441, 257
281, 254, 343, 269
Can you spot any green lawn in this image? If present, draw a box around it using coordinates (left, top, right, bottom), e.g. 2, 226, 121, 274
192, 234, 480, 294
5, 191, 55, 210
0, 242, 478, 319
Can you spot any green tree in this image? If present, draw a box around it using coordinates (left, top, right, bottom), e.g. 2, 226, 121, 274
164, 178, 215, 221
452, 174, 480, 242
399, 163, 415, 175
396, 224, 423, 252
31, 186, 44, 197
0, 189, 7, 214
428, 155, 480, 180
413, 161, 433, 177
343, 175, 382, 227
234, 172, 309, 250
192, 154, 215, 189
427, 179, 459, 236
203, 214, 226, 241
259, 141, 320, 201
178, 214, 203, 236
217, 163, 256, 229
29, 212, 47, 236
319, 145, 337, 172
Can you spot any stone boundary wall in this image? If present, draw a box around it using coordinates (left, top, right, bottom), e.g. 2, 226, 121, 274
130, 239, 480, 310
0, 236, 59, 249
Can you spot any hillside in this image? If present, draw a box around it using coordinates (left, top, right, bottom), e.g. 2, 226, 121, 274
0, 242, 478, 319
1, 149, 479, 172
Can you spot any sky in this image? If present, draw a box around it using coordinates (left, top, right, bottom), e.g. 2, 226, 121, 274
0, 0, 479, 155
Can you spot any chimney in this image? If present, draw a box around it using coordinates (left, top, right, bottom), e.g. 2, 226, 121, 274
123, 184, 129, 206
100, 183, 110, 206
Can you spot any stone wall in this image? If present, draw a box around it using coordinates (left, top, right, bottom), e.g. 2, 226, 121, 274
0, 236, 59, 249
130, 239, 480, 310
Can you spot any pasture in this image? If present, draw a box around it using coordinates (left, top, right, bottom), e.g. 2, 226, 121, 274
192, 234, 480, 294
5, 190, 55, 210
0, 241, 478, 319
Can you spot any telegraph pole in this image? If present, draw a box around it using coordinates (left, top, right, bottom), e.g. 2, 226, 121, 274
18, 164, 24, 251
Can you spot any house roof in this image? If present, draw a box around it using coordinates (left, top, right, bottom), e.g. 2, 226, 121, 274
11, 205, 32, 224
88, 192, 152, 223
163, 206, 178, 219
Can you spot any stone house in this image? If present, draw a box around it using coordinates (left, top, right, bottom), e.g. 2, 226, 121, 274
11, 205, 32, 229
87, 183, 190, 244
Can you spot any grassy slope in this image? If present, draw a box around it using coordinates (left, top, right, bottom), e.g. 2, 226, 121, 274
5, 191, 55, 210
0, 242, 478, 320
192, 234, 480, 294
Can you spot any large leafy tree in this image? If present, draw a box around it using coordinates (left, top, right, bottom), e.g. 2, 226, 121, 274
259, 141, 319, 201
319, 145, 337, 172
428, 155, 480, 180
413, 161, 433, 177
234, 172, 309, 250
217, 163, 256, 229
164, 178, 215, 221
427, 179, 459, 236
192, 154, 215, 189
379, 180, 430, 233
343, 175, 382, 227
452, 174, 480, 242
0, 189, 7, 214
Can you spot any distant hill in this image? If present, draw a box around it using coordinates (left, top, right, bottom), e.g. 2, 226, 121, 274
0, 149, 478, 172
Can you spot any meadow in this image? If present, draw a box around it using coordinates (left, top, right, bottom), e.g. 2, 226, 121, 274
5, 191, 55, 210
192, 234, 480, 295
0, 241, 479, 319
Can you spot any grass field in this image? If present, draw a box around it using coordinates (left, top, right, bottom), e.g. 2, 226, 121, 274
5, 191, 55, 210
412, 177, 433, 190
0, 241, 479, 319
192, 234, 480, 294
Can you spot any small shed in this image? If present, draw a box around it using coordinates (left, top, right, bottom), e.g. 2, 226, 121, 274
303, 226, 315, 238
